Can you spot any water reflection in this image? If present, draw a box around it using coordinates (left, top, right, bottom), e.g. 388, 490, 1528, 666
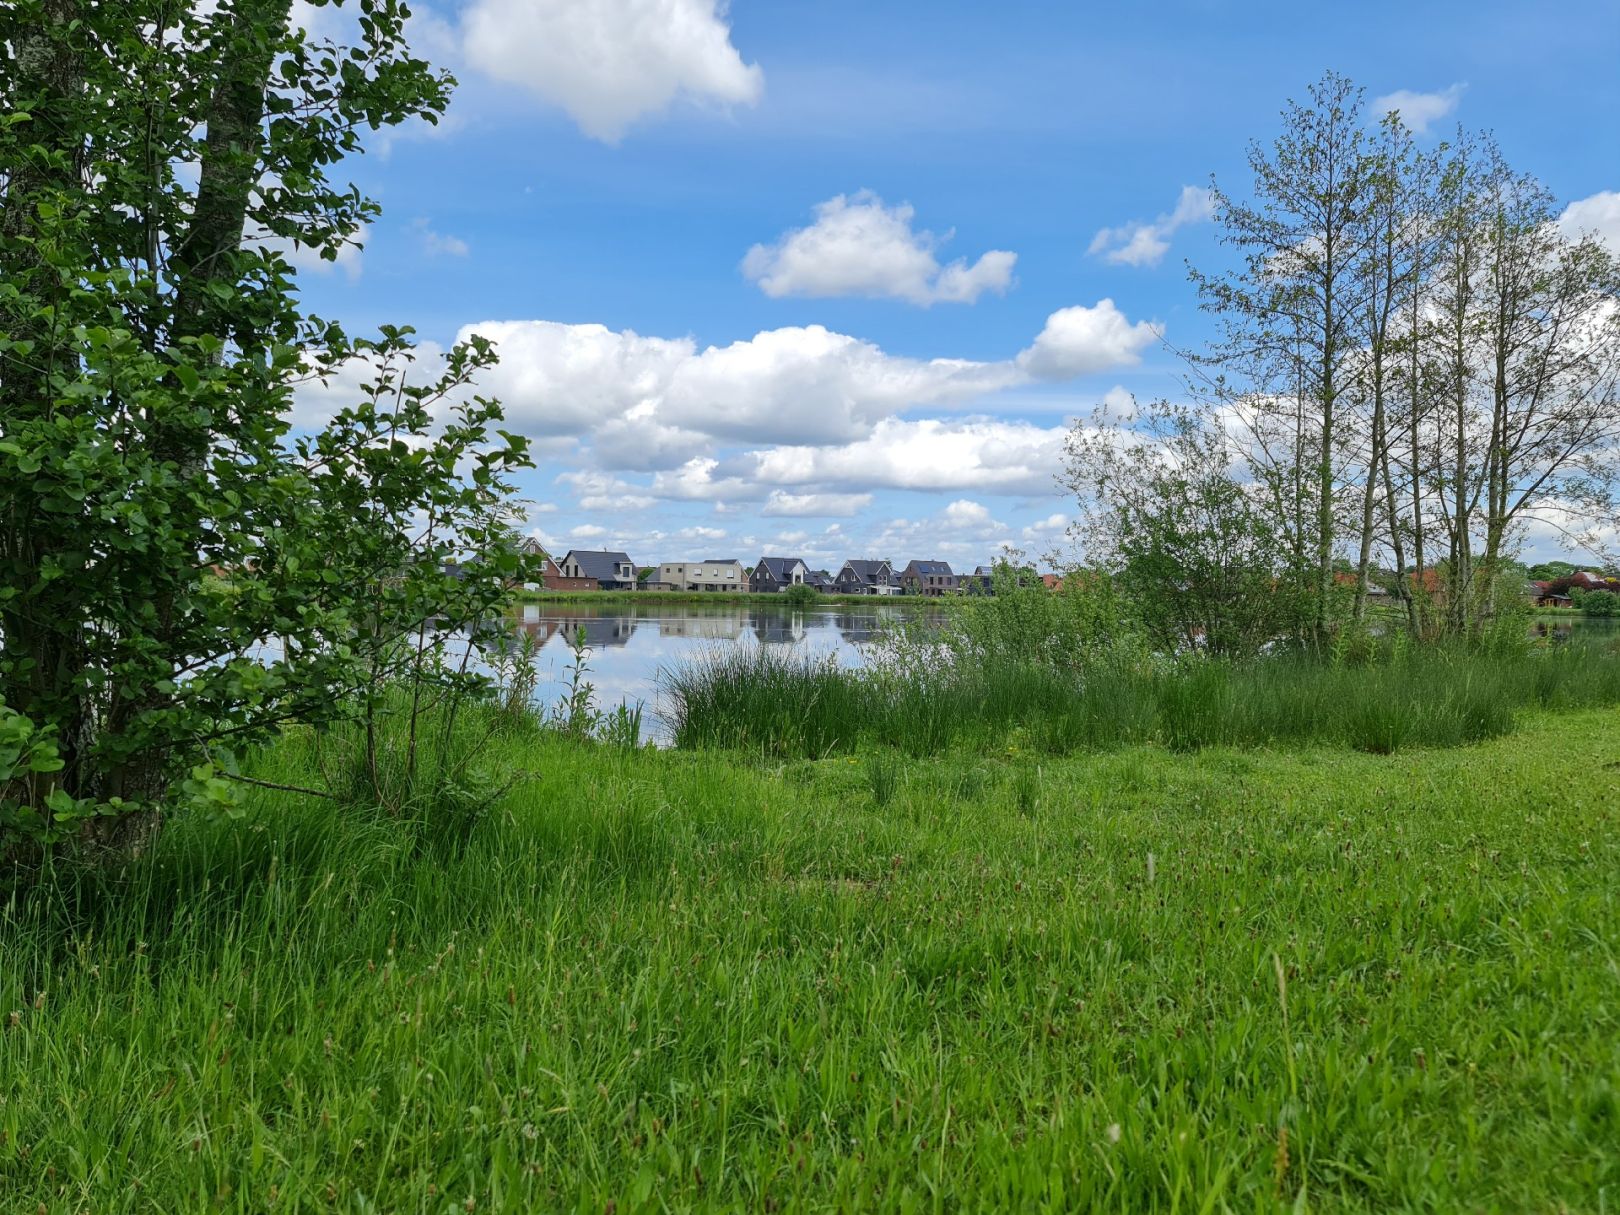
507, 599, 946, 740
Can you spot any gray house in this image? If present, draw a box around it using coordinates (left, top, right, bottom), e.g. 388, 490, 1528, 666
750, 556, 810, 593
899, 559, 957, 596
654, 558, 747, 592
834, 559, 899, 596
558, 549, 638, 591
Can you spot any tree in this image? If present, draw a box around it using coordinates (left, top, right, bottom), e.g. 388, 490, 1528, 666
1192, 71, 1375, 640
1, 2, 535, 855
1063, 397, 1310, 658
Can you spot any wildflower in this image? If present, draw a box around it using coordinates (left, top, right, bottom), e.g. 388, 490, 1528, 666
1106, 1123, 1121, 1143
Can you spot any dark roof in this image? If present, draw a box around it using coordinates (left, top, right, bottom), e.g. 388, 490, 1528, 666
841, 559, 891, 584
565, 549, 634, 581
701, 557, 742, 564
756, 556, 807, 579
904, 559, 953, 576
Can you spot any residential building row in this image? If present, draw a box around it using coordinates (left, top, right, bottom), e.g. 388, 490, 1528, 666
520, 542, 1000, 596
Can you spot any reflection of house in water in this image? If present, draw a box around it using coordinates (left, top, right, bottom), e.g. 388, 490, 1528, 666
657, 613, 748, 641
751, 612, 807, 645
556, 616, 636, 648
834, 612, 880, 644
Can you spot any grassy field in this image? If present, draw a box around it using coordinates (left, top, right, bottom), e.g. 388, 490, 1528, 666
4, 704, 1618, 1211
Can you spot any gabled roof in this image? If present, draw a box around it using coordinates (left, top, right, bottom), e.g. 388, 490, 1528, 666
564, 549, 634, 581
840, 559, 892, 583
756, 556, 807, 579
904, 559, 953, 576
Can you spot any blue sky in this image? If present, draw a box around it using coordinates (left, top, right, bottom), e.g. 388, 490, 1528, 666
291, 0, 1620, 569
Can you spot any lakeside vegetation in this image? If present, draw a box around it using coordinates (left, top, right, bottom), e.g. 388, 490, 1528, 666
6, 701, 1619, 1211
664, 635, 1620, 758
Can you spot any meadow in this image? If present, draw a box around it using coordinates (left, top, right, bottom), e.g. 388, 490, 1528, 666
4, 692, 1619, 1211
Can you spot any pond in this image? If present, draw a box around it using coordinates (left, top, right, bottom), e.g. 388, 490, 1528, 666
509, 599, 947, 739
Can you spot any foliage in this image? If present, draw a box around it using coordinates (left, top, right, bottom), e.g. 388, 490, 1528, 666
952, 559, 1140, 670
1579, 589, 1620, 617
0, 2, 536, 855
1063, 397, 1313, 657
4, 706, 1619, 1209
782, 583, 820, 607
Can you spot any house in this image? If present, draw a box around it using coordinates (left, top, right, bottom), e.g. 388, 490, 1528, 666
807, 569, 836, 593
834, 559, 899, 596
751, 556, 810, 593
899, 559, 957, 597
558, 549, 638, 591
510, 538, 596, 592
538, 554, 597, 593
959, 565, 995, 595
1529, 580, 1572, 608
654, 559, 747, 592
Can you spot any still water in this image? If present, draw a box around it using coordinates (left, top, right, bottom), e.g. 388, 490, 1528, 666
510, 599, 946, 737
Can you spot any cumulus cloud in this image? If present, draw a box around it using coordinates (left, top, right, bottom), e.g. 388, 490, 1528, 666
1088, 186, 1214, 268
451, 300, 1153, 466
1558, 190, 1620, 253
555, 470, 656, 511
1017, 300, 1159, 379
744, 417, 1070, 496
461, 0, 762, 142
458, 319, 1037, 453
1372, 84, 1465, 135
743, 191, 1017, 305
943, 499, 992, 527
761, 491, 874, 517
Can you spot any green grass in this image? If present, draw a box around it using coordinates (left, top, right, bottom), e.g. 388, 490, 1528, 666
4, 703, 1620, 1211
664, 641, 1620, 758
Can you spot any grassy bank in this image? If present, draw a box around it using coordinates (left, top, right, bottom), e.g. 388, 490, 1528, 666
665, 640, 1620, 758
4, 704, 1619, 1211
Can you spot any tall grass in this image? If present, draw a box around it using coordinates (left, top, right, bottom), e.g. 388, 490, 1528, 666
663, 636, 1620, 758
4, 702, 1620, 1209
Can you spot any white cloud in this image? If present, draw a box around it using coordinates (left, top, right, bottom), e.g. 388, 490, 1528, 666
677, 525, 728, 542
1017, 300, 1159, 379
1372, 84, 1465, 136
568, 524, 608, 540
1558, 191, 1620, 254
943, 499, 992, 527
761, 491, 874, 517
743, 191, 1016, 305
413, 219, 470, 257
457, 320, 693, 439
556, 470, 656, 511
463, 318, 1029, 453
746, 417, 1070, 496
460, 0, 762, 142
1088, 186, 1214, 268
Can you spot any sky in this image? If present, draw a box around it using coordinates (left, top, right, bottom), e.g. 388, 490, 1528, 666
289, 0, 1620, 571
